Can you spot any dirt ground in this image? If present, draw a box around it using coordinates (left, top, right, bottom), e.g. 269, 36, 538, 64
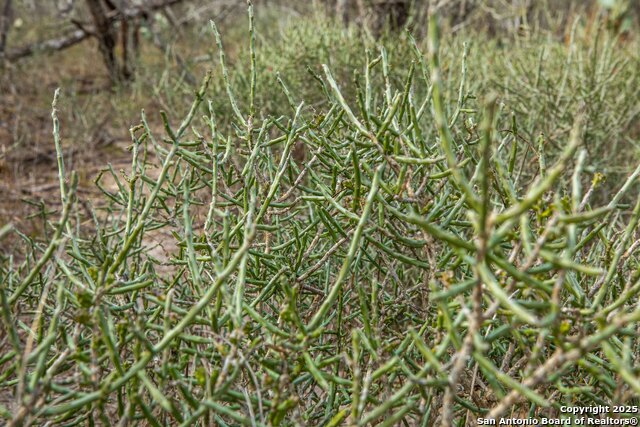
1, 90, 129, 238
0, 39, 186, 240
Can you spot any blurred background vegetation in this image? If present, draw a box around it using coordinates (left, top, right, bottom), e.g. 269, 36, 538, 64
0, 0, 638, 231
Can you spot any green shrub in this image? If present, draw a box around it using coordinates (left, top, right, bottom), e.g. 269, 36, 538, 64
2, 7, 640, 426
210, 9, 640, 192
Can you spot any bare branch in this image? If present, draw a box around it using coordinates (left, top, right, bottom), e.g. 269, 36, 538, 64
6, 29, 89, 60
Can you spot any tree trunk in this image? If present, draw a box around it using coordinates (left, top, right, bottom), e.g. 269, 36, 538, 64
85, 0, 121, 81
0, 0, 13, 61
84, 0, 146, 83
359, 0, 410, 37
336, 0, 349, 26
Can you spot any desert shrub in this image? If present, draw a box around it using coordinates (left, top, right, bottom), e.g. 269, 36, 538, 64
2, 7, 640, 427
477, 30, 640, 182
209, 9, 640, 191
